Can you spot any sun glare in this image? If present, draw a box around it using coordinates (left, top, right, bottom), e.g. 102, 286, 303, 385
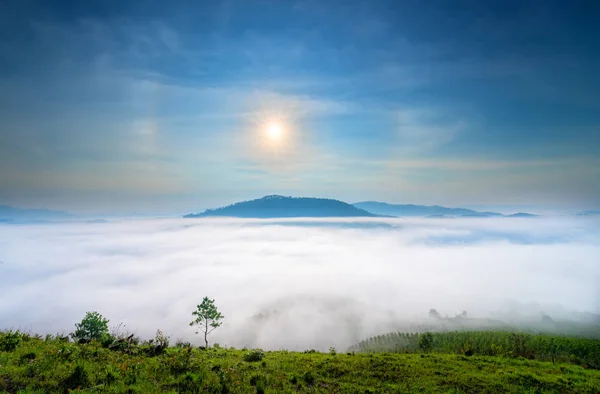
266, 121, 284, 140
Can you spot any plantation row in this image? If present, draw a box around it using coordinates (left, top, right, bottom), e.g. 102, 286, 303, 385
348, 331, 600, 369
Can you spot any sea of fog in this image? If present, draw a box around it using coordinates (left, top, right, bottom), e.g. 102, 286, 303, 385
0, 217, 599, 351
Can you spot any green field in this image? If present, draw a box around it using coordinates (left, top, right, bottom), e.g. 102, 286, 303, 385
1, 330, 599, 393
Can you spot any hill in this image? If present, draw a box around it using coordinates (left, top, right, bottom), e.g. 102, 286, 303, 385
184, 195, 380, 218
506, 212, 539, 218
0, 205, 72, 223
1, 330, 598, 393
353, 201, 534, 218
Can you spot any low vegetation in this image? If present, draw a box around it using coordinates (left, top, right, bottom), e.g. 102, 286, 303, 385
1, 330, 599, 393
1, 301, 598, 392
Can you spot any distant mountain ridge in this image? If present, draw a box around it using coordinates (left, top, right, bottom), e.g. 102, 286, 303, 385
353, 201, 536, 218
506, 212, 538, 218
184, 195, 380, 218
0, 205, 72, 223
577, 210, 600, 216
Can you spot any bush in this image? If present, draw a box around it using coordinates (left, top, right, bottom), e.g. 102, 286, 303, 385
461, 341, 475, 357
175, 340, 192, 348
73, 311, 109, 343
20, 352, 36, 364
302, 371, 316, 385
145, 329, 170, 356
419, 332, 434, 352
62, 364, 90, 391
178, 372, 202, 392
0, 330, 23, 351
100, 333, 116, 348
250, 374, 267, 394
490, 343, 504, 356
243, 349, 265, 362
154, 329, 169, 348
110, 323, 139, 344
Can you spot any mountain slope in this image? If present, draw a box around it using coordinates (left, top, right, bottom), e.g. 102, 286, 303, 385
184, 195, 380, 218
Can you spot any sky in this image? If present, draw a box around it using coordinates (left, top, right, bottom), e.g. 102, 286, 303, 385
0, 0, 599, 213
1, 217, 598, 349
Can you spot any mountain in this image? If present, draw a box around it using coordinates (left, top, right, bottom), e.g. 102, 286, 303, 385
353, 201, 505, 218
506, 212, 538, 218
184, 195, 380, 218
0, 205, 72, 223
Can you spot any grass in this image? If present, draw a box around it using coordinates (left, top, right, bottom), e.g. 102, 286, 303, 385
1, 331, 599, 393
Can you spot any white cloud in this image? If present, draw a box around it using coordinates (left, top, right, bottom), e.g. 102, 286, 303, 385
0, 217, 598, 351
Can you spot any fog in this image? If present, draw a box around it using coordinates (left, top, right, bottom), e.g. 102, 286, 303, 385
1, 217, 598, 351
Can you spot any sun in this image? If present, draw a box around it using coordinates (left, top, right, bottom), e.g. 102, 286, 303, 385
266, 121, 284, 140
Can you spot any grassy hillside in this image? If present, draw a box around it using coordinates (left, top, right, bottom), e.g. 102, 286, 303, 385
1, 330, 599, 393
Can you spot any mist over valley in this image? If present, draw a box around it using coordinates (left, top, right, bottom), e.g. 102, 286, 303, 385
1, 216, 598, 351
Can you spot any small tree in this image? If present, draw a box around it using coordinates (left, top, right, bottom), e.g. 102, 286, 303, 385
73, 311, 109, 342
190, 297, 224, 348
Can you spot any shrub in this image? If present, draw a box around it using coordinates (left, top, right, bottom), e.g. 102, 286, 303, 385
62, 364, 90, 391
175, 339, 192, 348
73, 311, 109, 343
20, 352, 36, 364
419, 332, 434, 352
243, 349, 265, 362
154, 329, 170, 348
461, 341, 475, 357
249, 374, 266, 386
111, 323, 139, 344
329, 346, 337, 355
145, 329, 170, 356
250, 374, 267, 394
178, 372, 202, 392
0, 330, 23, 351
491, 343, 504, 356
302, 371, 316, 385
100, 333, 116, 348
104, 366, 118, 386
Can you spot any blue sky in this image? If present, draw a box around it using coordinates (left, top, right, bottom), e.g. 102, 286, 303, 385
0, 0, 599, 213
